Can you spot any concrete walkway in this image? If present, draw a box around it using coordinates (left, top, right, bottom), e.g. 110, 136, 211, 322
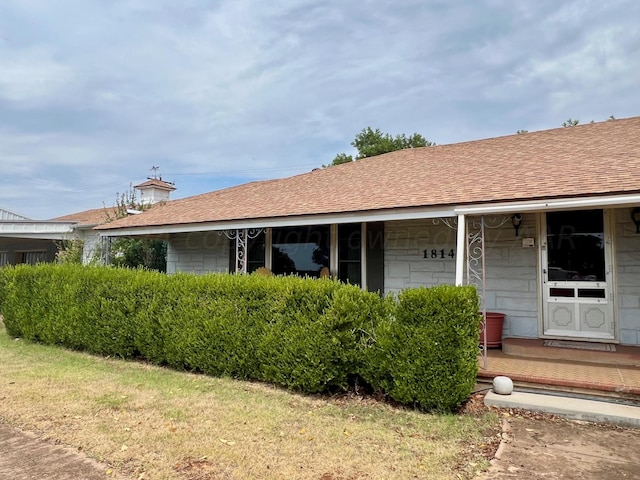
485, 390, 640, 428
0, 423, 109, 480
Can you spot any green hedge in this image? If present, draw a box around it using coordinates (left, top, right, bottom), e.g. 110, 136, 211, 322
0, 264, 480, 411
363, 286, 480, 411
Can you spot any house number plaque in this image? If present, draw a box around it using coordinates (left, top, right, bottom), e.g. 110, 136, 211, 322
423, 248, 455, 259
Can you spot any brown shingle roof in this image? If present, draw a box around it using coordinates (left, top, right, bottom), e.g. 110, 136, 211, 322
134, 178, 176, 190
52, 207, 117, 226
97, 117, 640, 231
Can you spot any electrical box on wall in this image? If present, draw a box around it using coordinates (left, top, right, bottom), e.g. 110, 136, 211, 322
522, 237, 535, 248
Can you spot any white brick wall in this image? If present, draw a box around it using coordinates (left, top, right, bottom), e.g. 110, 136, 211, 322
483, 218, 538, 338
614, 208, 640, 345
384, 220, 457, 291
80, 231, 101, 264
384, 216, 539, 339
166, 232, 229, 274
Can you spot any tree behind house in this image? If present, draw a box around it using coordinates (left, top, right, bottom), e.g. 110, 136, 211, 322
55, 239, 85, 264
325, 127, 434, 167
105, 186, 167, 272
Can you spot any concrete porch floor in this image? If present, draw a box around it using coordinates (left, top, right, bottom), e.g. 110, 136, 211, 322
477, 338, 640, 402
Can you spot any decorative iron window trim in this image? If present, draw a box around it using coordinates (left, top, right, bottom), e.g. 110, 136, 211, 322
433, 214, 511, 230
221, 228, 265, 274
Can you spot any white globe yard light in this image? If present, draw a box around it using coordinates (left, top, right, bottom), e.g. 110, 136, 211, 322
493, 376, 514, 395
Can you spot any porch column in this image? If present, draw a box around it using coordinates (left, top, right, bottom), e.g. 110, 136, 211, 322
235, 228, 247, 274
455, 214, 465, 286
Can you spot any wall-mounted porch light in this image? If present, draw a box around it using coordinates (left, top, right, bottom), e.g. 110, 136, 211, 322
632, 208, 640, 233
511, 214, 523, 236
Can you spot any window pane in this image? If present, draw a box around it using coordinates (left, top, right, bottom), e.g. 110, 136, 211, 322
338, 223, 362, 286
547, 210, 605, 282
338, 262, 361, 285
247, 232, 265, 273
228, 231, 266, 273
578, 288, 606, 299
272, 226, 329, 277
338, 224, 361, 261
20, 251, 47, 265
549, 288, 575, 298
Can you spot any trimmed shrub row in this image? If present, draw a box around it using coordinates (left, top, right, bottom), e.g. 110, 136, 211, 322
365, 286, 480, 410
0, 264, 479, 411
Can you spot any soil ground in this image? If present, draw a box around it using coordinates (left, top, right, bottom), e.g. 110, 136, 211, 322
479, 411, 640, 479
1, 398, 639, 479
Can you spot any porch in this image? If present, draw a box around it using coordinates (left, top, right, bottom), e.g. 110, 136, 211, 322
477, 338, 640, 403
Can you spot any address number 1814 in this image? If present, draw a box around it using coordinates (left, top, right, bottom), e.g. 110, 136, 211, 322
423, 249, 455, 259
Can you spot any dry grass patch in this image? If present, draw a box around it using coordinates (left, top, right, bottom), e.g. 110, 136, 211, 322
0, 324, 498, 479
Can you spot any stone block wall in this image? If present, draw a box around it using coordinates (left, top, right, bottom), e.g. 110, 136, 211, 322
614, 208, 640, 345
80, 232, 101, 264
384, 219, 457, 291
482, 216, 539, 339
384, 215, 539, 339
166, 232, 229, 274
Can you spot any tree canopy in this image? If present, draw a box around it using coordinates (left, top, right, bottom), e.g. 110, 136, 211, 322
516, 115, 617, 134
105, 186, 167, 272
325, 127, 434, 167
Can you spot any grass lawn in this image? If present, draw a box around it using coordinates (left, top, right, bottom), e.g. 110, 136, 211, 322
0, 323, 499, 479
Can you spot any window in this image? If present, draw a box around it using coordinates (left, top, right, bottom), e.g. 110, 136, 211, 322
272, 226, 329, 277
0, 251, 7, 267
16, 251, 48, 265
338, 223, 361, 286
246, 232, 266, 273
228, 231, 266, 273
546, 210, 605, 282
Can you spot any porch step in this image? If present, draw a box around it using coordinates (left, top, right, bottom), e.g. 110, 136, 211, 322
501, 338, 640, 367
476, 377, 640, 404
478, 345, 640, 403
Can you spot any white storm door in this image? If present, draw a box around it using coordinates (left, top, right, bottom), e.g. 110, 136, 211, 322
541, 209, 615, 340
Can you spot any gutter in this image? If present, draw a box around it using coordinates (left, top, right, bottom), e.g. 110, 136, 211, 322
454, 193, 640, 215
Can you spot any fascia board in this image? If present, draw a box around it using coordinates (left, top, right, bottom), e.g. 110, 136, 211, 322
98, 206, 458, 237
454, 194, 640, 215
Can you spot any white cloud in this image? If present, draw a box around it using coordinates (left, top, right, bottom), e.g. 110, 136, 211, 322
0, 48, 74, 105
0, 0, 639, 218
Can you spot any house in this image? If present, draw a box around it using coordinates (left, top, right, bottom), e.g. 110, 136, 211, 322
0, 207, 74, 266
96, 117, 640, 348
50, 206, 118, 263
0, 178, 175, 266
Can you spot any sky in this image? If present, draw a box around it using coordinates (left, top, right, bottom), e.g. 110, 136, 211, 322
1, 0, 639, 220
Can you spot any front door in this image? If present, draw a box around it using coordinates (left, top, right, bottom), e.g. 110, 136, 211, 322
541, 209, 615, 340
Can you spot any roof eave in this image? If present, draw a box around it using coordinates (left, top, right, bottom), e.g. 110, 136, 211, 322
98, 191, 640, 238
0, 221, 76, 239
454, 192, 640, 215
97, 205, 459, 237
